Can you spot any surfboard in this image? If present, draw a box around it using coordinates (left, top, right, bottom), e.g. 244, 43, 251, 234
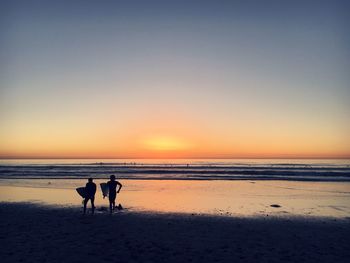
100, 183, 109, 198
76, 187, 86, 198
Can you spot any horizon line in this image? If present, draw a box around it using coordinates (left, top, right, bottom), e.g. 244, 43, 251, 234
0, 157, 349, 160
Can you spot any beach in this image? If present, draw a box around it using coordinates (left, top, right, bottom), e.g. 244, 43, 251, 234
1, 159, 350, 262
1, 202, 350, 263
2, 0, 350, 261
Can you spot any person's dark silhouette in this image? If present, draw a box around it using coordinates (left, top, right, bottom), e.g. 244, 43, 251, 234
107, 175, 122, 213
84, 178, 96, 214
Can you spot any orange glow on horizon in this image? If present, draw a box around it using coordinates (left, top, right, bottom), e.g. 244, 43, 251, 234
1, 110, 349, 159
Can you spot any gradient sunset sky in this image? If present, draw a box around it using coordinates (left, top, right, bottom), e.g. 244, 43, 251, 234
1, 0, 349, 159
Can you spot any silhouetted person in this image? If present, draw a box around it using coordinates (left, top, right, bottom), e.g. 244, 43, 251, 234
107, 175, 122, 213
84, 178, 96, 214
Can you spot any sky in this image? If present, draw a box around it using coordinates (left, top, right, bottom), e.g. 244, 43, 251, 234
0, 0, 349, 159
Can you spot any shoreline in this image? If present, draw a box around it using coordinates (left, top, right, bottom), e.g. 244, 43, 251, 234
1, 202, 350, 263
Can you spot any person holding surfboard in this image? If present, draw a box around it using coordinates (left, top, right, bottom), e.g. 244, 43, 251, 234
83, 178, 96, 215
107, 175, 122, 213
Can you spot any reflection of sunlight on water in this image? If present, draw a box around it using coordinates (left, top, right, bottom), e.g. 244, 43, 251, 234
0, 179, 350, 218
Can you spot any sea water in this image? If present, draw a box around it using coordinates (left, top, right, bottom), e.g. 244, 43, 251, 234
0, 159, 349, 181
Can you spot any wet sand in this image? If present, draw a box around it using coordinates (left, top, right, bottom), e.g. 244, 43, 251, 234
1, 179, 350, 218
1, 202, 350, 263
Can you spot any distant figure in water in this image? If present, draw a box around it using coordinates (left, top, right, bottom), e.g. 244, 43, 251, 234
84, 178, 96, 215
107, 175, 122, 213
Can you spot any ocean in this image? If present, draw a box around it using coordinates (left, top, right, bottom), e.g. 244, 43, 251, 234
1, 159, 349, 181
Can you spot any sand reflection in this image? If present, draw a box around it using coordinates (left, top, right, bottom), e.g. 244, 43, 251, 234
1, 179, 350, 218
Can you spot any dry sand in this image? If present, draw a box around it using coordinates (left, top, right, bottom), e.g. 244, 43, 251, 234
1, 202, 349, 263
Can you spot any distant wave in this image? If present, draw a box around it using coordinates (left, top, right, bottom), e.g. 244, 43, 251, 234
0, 162, 349, 181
